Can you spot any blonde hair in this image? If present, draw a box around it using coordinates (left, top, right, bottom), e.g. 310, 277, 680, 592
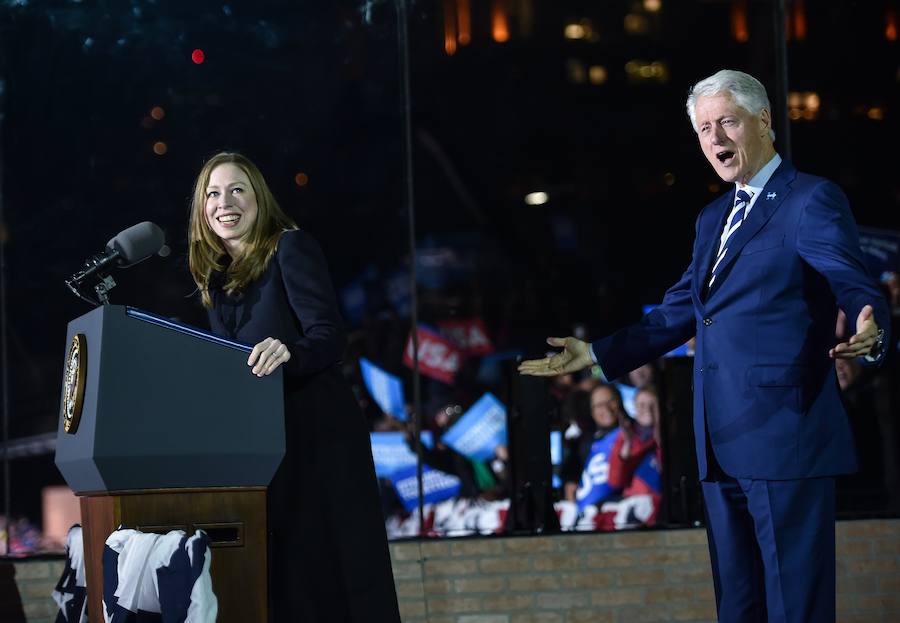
188, 152, 297, 308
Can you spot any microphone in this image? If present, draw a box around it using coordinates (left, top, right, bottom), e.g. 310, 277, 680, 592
66, 221, 169, 305
105, 221, 170, 266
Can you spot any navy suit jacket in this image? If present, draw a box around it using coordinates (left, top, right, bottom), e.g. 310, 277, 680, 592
591, 160, 890, 480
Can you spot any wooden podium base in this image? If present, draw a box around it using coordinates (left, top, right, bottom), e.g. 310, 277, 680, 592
80, 487, 268, 622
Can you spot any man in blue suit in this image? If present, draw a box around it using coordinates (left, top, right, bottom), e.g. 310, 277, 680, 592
519, 69, 889, 622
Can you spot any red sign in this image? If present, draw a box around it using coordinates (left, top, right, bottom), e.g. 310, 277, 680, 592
437, 317, 494, 355
403, 326, 462, 384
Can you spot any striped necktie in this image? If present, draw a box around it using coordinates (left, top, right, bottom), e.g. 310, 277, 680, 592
708, 189, 753, 287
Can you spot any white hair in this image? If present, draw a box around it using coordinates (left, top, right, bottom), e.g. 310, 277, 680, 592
686, 69, 776, 141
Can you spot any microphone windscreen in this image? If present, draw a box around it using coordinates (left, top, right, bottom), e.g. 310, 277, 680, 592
107, 221, 167, 265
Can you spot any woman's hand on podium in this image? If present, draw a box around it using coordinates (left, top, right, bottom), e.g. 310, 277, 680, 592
248, 337, 292, 377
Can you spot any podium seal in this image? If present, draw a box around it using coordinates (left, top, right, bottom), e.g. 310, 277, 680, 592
62, 334, 87, 434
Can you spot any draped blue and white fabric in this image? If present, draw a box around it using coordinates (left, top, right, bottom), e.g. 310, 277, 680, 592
52, 524, 89, 623
102, 528, 217, 623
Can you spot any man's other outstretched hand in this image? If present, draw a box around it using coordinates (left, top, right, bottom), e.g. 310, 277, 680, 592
518, 337, 594, 377
830, 304, 881, 359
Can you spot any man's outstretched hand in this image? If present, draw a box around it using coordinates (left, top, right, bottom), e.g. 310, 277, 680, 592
830, 304, 880, 359
518, 337, 594, 377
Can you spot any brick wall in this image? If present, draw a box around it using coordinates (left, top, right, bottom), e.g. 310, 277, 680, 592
2, 519, 897, 622
0, 558, 64, 623
390, 519, 900, 623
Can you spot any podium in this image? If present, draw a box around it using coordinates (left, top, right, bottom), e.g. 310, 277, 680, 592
54, 305, 285, 622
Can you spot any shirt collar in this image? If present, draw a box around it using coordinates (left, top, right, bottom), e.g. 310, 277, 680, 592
736, 153, 782, 199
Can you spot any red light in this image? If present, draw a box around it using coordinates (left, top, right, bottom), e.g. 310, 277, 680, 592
191, 49, 205, 64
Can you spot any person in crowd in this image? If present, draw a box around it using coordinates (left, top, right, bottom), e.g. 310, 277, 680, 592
625, 362, 656, 389
422, 400, 511, 499
573, 366, 601, 393
558, 389, 589, 494
405, 402, 481, 498
608, 385, 663, 526
520, 70, 889, 622
560, 384, 624, 503
188, 151, 400, 623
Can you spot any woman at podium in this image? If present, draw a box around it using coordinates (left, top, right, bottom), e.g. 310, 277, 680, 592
187, 152, 401, 622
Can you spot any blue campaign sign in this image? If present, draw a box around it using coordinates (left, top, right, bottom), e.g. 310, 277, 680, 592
615, 382, 638, 419
634, 451, 663, 495
550, 431, 562, 466
360, 358, 406, 421
550, 430, 563, 489
575, 429, 623, 511
389, 464, 462, 512
441, 393, 507, 462
369, 431, 434, 479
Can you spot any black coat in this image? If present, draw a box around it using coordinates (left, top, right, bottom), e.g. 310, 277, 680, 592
208, 229, 400, 623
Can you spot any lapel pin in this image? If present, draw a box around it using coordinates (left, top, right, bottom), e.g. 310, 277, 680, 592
766, 192, 777, 200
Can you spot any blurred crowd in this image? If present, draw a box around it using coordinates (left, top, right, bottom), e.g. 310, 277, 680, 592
4, 266, 898, 553
0, 516, 56, 556
341, 267, 900, 539
342, 292, 684, 537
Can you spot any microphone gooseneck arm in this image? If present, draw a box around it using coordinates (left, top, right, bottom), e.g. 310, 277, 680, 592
65, 248, 122, 306
65, 221, 168, 307
65, 248, 121, 290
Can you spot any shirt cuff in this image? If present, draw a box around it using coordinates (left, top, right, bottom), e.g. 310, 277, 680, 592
588, 344, 607, 381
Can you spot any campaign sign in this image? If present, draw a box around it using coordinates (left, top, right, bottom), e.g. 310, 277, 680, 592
616, 383, 638, 419
642, 304, 692, 357
634, 451, 663, 495
550, 430, 563, 489
360, 358, 407, 421
859, 226, 900, 278
369, 431, 434, 478
390, 464, 462, 512
402, 325, 462, 384
441, 393, 507, 462
437, 317, 495, 355
575, 429, 622, 511
550, 431, 563, 466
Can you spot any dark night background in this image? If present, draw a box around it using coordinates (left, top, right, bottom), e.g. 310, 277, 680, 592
0, 0, 898, 530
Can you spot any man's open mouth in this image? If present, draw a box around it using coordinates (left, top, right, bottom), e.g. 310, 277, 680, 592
716, 150, 735, 164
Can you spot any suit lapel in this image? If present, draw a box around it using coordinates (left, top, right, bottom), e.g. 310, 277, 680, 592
693, 193, 733, 305
705, 160, 796, 299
